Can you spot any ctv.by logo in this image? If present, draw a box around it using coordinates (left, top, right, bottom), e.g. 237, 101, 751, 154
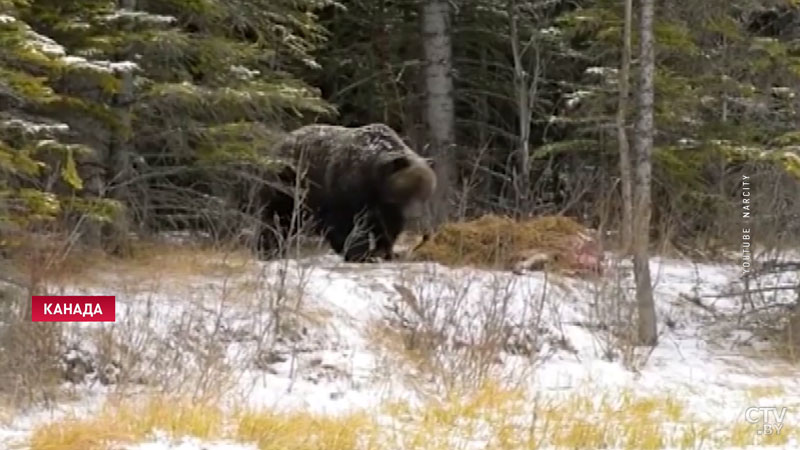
744, 406, 788, 436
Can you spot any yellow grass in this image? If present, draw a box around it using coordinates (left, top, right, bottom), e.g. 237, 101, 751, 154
4, 236, 258, 292
29, 396, 223, 450
411, 214, 589, 270
26, 384, 800, 450
236, 410, 376, 450
70, 241, 255, 286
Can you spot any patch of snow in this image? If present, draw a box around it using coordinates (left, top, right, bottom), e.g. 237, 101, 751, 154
102, 9, 177, 25
62, 56, 139, 73
65, 21, 91, 30
564, 89, 593, 108
230, 65, 260, 80
583, 66, 619, 87
0, 14, 65, 56
772, 86, 796, 99
585, 66, 618, 76
0, 119, 69, 134
301, 57, 321, 70
539, 26, 561, 36
3, 250, 800, 448
122, 433, 257, 450
24, 29, 66, 57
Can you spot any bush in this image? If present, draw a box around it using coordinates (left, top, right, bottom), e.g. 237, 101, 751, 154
0, 281, 63, 409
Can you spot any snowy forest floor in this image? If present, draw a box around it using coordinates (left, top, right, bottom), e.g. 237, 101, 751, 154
1, 240, 799, 449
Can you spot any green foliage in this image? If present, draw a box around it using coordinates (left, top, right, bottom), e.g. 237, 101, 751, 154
0, 140, 44, 175
532, 139, 604, 159
60, 148, 82, 190
1, 0, 333, 236
63, 196, 121, 223
3, 0, 799, 245
654, 22, 698, 56
780, 152, 800, 180
771, 131, 800, 147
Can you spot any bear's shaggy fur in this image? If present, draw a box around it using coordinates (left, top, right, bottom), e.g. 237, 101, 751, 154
257, 123, 436, 262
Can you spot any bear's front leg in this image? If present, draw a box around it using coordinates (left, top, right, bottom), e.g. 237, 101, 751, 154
342, 235, 375, 262
324, 225, 373, 262
371, 207, 404, 262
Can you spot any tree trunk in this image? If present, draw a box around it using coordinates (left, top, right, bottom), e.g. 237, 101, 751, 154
633, 0, 658, 346
509, 0, 531, 213
103, 0, 138, 255
617, 0, 633, 254
421, 0, 455, 225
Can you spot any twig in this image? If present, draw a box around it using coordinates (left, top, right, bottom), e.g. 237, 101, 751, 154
700, 285, 799, 298
678, 293, 717, 315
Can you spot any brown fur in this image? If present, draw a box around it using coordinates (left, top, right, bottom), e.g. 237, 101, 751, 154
256, 123, 437, 262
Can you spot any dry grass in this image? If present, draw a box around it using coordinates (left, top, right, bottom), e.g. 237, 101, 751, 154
0, 230, 259, 295
0, 282, 64, 413
26, 383, 800, 450
236, 410, 376, 450
774, 310, 800, 363
0, 234, 321, 412
47, 240, 257, 289
411, 214, 589, 271
369, 266, 549, 393
28, 396, 224, 450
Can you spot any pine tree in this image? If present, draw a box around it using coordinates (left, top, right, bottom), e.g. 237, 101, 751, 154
0, 1, 119, 239
1, 0, 335, 245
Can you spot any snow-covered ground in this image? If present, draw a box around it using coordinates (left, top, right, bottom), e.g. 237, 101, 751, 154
2, 249, 800, 449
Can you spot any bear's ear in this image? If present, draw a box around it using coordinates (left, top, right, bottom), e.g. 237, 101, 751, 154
381, 155, 411, 177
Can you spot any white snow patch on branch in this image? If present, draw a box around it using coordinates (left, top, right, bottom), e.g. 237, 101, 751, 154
772, 86, 796, 99
0, 119, 69, 134
102, 9, 176, 25
564, 90, 593, 108
585, 66, 618, 76
0, 14, 66, 56
62, 56, 139, 74
25, 29, 66, 56
230, 65, 261, 80
65, 21, 92, 30
539, 26, 561, 36
302, 57, 321, 70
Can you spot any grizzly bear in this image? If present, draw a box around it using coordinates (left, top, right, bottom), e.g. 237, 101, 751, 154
255, 123, 437, 262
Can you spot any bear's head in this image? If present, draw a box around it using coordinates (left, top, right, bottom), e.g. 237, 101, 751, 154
379, 152, 437, 219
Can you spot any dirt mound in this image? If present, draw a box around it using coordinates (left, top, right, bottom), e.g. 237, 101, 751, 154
410, 214, 602, 274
